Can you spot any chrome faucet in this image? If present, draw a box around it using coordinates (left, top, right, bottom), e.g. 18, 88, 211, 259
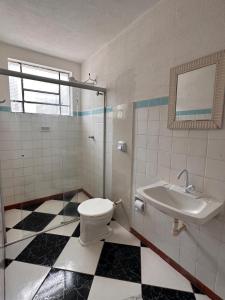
177, 169, 194, 193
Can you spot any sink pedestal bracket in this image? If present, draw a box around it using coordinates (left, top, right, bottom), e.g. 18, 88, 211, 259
172, 218, 186, 236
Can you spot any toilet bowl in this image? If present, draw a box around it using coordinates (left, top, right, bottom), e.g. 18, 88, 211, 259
78, 198, 114, 246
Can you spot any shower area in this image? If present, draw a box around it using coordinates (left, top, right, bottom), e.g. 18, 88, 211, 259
0, 64, 106, 248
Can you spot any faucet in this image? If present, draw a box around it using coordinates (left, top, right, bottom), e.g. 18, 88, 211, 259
177, 169, 194, 193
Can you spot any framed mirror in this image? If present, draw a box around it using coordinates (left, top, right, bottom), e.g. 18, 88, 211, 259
168, 49, 225, 129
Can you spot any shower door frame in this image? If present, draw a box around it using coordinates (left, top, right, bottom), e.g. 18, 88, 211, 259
0, 67, 107, 247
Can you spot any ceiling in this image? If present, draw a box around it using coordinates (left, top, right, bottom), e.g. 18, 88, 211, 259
0, 0, 159, 63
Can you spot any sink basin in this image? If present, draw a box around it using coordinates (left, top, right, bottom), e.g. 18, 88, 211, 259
136, 181, 224, 224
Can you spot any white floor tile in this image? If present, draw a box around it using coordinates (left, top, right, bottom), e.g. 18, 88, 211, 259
195, 295, 211, 300
54, 237, 103, 275
5, 261, 50, 300
71, 192, 89, 203
35, 199, 68, 214
45, 216, 79, 236
88, 276, 142, 300
106, 221, 140, 246
5, 209, 31, 228
6, 228, 33, 244
141, 247, 192, 292
6, 236, 34, 259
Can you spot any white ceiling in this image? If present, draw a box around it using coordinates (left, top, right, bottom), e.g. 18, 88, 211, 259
0, 0, 159, 63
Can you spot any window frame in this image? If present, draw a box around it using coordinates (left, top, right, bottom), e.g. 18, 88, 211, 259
8, 59, 73, 116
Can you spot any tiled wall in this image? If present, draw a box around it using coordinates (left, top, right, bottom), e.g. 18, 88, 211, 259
132, 98, 225, 298
0, 111, 82, 205
80, 110, 104, 197
111, 104, 133, 230
0, 195, 5, 300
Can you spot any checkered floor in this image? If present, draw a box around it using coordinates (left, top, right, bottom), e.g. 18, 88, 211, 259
5, 193, 211, 300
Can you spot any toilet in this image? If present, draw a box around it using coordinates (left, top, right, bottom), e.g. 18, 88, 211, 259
78, 198, 114, 246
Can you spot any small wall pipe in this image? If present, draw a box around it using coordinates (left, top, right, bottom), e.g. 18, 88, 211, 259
172, 218, 186, 236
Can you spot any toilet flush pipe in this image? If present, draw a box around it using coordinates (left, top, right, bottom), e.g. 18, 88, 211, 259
172, 218, 186, 236
113, 199, 122, 206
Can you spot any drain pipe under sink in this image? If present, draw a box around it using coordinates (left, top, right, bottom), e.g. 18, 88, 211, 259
172, 218, 186, 236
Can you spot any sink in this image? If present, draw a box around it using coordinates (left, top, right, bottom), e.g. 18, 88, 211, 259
136, 181, 224, 224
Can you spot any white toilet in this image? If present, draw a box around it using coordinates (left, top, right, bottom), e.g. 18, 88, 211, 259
78, 198, 114, 246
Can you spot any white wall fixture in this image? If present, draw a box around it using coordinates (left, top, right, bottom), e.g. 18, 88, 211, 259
134, 198, 145, 213
117, 141, 127, 152
136, 181, 224, 225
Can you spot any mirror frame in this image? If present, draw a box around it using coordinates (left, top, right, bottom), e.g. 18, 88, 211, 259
168, 49, 225, 129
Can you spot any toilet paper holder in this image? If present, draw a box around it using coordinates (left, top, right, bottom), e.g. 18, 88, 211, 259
134, 196, 145, 214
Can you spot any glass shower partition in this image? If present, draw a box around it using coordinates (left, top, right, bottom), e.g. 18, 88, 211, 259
79, 88, 105, 199
0, 68, 106, 248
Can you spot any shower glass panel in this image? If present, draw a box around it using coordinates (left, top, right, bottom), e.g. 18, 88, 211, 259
0, 72, 105, 246
0, 194, 5, 300
79, 88, 105, 199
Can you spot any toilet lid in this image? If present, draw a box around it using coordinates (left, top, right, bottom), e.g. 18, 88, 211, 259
78, 198, 113, 217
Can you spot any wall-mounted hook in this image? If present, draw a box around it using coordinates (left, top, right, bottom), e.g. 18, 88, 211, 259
83, 73, 97, 85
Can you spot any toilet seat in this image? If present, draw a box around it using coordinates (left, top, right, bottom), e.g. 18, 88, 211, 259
78, 198, 113, 217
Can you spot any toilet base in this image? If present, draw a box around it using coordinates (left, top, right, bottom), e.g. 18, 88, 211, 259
79, 225, 112, 246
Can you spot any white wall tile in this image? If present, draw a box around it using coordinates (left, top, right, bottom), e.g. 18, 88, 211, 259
188, 139, 207, 157
159, 136, 172, 152
147, 135, 159, 150
158, 151, 171, 168
172, 137, 189, 154
187, 156, 205, 176
207, 139, 225, 161
149, 106, 160, 121
171, 153, 186, 170
147, 120, 160, 135
205, 159, 225, 181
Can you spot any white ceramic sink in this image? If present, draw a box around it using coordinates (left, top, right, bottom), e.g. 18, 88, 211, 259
136, 181, 224, 224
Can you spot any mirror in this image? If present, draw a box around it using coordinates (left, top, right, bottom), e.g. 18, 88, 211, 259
168, 50, 225, 129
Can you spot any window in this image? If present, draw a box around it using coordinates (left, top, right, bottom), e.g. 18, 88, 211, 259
8, 60, 72, 116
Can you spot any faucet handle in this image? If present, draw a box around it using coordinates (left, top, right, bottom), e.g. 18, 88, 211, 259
185, 184, 195, 193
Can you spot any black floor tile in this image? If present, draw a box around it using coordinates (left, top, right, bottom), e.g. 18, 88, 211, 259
72, 223, 80, 237
191, 283, 204, 294
142, 285, 196, 300
95, 242, 141, 283
63, 191, 78, 202
5, 259, 13, 268
33, 268, 93, 300
59, 202, 80, 217
16, 233, 69, 267
6, 227, 10, 232
22, 202, 42, 211
14, 212, 55, 232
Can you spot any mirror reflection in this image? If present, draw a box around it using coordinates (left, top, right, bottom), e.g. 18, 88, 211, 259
176, 64, 216, 121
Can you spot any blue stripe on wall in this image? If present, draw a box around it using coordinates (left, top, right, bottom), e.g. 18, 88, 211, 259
0, 105, 112, 116
73, 106, 112, 116
176, 108, 212, 116
134, 96, 169, 109
0, 106, 11, 112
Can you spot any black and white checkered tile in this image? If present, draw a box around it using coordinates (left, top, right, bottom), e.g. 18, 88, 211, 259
5, 193, 211, 300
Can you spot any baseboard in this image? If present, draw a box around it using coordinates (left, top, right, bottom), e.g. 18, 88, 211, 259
130, 227, 222, 300
4, 188, 83, 210
80, 188, 94, 199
